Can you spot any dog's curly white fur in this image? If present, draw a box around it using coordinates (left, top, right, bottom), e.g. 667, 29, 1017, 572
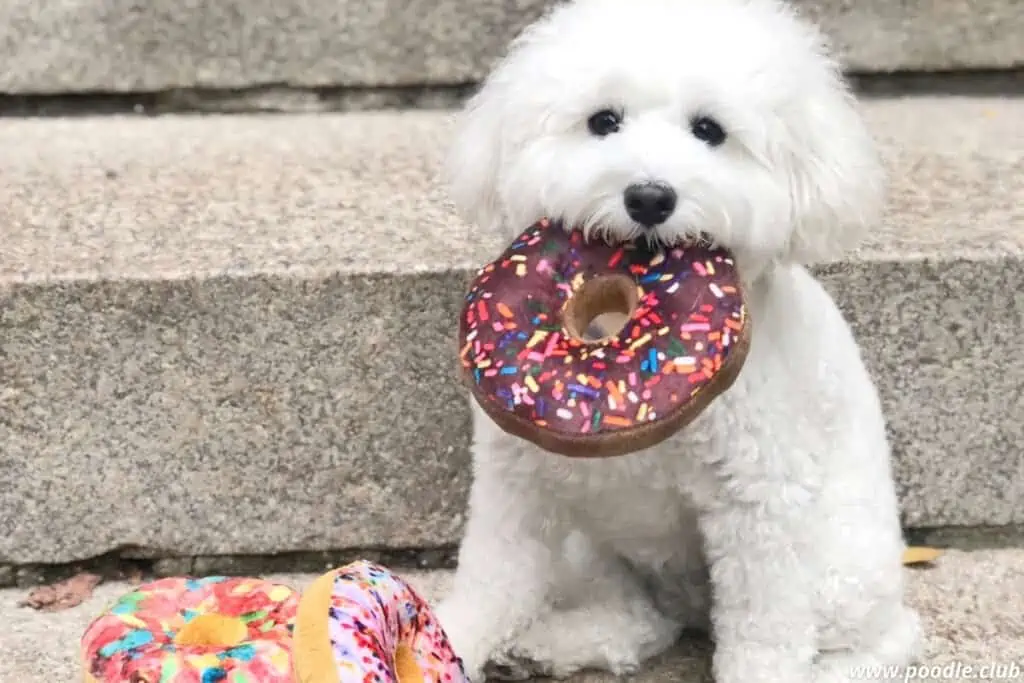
435, 1, 922, 681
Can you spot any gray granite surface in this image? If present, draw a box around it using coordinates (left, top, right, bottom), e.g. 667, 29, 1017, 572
1, 98, 1022, 564
0, 0, 1022, 95
2, 551, 1023, 682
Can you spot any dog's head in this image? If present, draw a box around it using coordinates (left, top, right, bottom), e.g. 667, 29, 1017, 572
445, 0, 883, 272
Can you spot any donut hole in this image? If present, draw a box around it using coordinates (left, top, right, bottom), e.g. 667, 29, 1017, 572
564, 274, 639, 343
173, 613, 248, 648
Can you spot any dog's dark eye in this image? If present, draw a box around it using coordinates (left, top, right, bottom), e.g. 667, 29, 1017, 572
587, 109, 622, 137
690, 116, 727, 146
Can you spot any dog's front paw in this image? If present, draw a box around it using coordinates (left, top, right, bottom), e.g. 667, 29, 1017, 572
486, 618, 643, 680
714, 645, 814, 683
484, 649, 541, 681
435, 601, 488, 682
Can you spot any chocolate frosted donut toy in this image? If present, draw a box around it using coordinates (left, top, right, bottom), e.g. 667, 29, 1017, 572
459, 218, 750, 457
81, 576, 298, 682
292, 560, 468, 683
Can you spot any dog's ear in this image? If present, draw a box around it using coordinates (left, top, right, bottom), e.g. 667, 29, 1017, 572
444, 79, 510, 234
779, 68, 885, 265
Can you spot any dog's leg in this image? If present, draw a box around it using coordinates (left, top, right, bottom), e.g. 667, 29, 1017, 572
696, 478, 821, 683
434, 473, 555, 682
487, 533, 684, 680
812, 604, 922, 682
434, 414, 562, 682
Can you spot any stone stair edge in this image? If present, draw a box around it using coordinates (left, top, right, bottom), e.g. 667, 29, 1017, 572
1, 0, 1022, 95
2, 96, 1023, 286
2, 524, 1023, 589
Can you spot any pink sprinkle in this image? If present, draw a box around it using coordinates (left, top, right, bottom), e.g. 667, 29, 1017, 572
642, 389, 653, 400
484, 369, 498, 377
616, 354, 632, 363
628, 372, 638, 386
680, 323, 711, 333
528, 352, 546, 363
543, 332, 560, 358
692, 261, 707, 276
580, 402, 591, 418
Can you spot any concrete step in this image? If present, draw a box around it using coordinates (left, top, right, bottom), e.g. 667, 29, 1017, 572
0, 0, 1021, 96
1, 96, 1023, 566
3, 549, 1023, 682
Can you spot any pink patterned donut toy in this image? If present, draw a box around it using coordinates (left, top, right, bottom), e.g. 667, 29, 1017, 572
292, 560, 468, 683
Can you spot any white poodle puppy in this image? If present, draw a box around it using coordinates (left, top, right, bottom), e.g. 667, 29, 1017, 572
435, 1, 921, 682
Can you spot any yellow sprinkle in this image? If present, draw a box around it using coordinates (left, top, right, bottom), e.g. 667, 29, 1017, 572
268, 586, 293, 602
658, 326, 670, 336
119, 615, 148, 629
526, 331, 548, 348
525, 376, 540, 392
188, 654, 224, 670
510, 255, 528, 262
659, 273, 673, 282
269, 648, 290, 673
576, 373, 589, 385
572, 273, 585, 291
637, 403, 648, 421
516, 263, 527, 277
628, 333, 652, 352
650, 252, 665, 266
705, 261, 715, 275
476, 359, 491, 369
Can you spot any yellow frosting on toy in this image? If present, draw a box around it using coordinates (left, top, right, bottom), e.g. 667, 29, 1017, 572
173, 613, 248, 647
394, 644, 424, 682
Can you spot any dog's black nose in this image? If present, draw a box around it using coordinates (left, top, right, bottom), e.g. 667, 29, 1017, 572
624, 182, 677, 228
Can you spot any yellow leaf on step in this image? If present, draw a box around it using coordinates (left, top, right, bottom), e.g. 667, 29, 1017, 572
902, 546, 943, 565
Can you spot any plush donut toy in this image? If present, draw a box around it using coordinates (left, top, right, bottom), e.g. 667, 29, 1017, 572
292, 560, 468, 683
81, 576, 298, 682
459, 218, 750, 458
